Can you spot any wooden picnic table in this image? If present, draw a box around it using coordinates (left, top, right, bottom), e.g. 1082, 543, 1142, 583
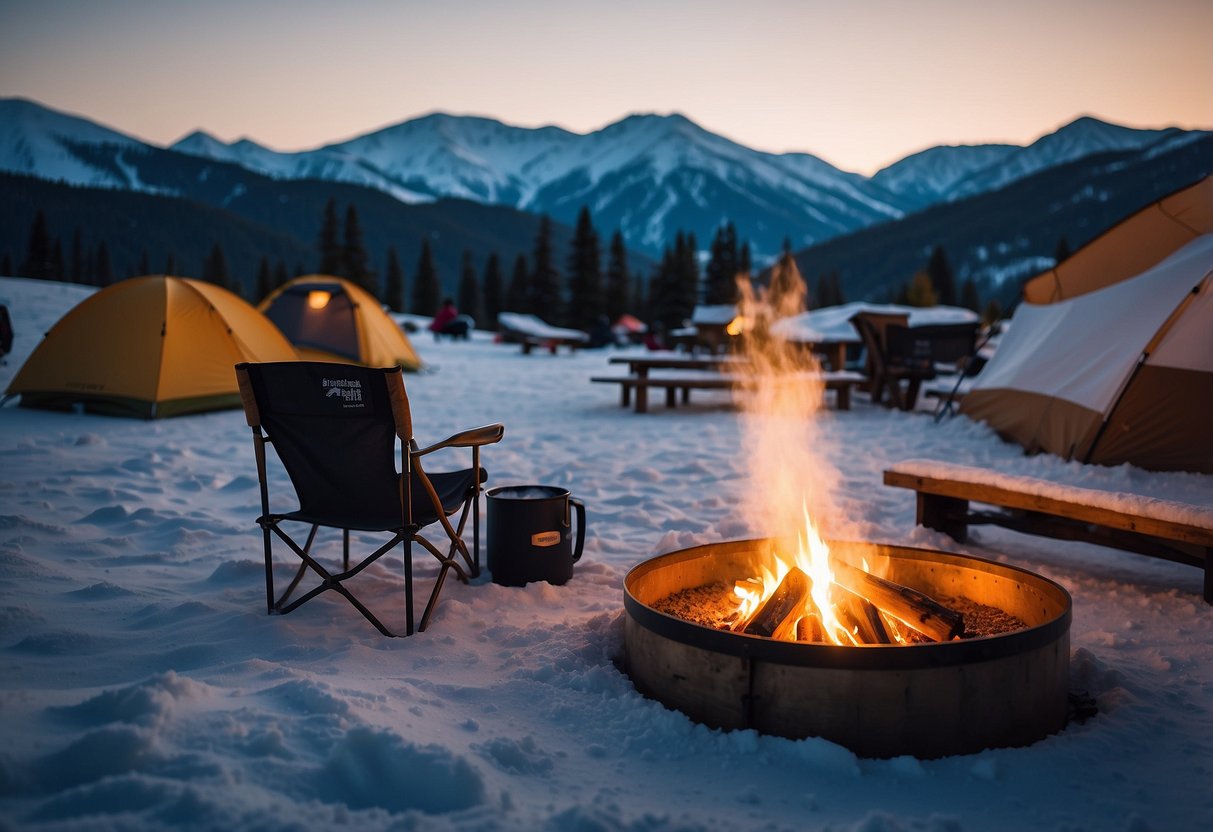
594, 353, 865, 413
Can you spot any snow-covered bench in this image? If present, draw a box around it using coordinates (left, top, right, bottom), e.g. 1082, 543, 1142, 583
883, 460, 1213, 603
497, 313, 589, 354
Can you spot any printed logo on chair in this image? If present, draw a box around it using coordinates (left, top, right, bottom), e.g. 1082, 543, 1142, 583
321, 377, 366, 409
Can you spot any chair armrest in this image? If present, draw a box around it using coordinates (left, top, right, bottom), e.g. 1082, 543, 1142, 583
411, 424, 505, 457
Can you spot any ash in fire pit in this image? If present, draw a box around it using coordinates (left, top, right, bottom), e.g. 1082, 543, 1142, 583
653, 581, 1027, 640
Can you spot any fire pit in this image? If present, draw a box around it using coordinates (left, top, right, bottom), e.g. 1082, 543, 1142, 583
623, 538, 1072, 758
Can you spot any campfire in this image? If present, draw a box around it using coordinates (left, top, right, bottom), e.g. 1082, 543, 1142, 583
621, 260, 1072, 757
716, 256, 970, 647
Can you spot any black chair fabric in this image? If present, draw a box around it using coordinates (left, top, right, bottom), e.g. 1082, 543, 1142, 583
237, 360, 500, 636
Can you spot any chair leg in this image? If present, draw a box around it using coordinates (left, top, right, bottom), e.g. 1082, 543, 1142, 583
404, 537, 415, 636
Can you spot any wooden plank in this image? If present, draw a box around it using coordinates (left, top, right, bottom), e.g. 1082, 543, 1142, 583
883, 469, 1213, 546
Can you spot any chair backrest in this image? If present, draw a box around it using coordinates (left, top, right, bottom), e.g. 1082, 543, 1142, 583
887, 322, 979, 367
849, 312, 908, 374
236, 361, 411, 527
0, 304, 12, 356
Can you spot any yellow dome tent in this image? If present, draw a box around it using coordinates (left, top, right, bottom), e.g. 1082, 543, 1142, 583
6, 275, 299, 418
257, 275, 422, 371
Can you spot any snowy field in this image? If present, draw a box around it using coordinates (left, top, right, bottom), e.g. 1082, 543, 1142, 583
1, 276, 1211, 831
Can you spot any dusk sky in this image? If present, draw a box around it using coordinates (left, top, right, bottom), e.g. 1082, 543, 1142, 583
1, 0, 1209, 174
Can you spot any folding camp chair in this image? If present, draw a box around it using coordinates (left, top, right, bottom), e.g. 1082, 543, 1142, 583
235, 361, 504, 636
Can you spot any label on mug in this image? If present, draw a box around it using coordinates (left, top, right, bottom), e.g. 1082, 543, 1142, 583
531, 531, 562, 547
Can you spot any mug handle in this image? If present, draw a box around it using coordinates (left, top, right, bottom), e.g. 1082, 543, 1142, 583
570, 498, 586, 563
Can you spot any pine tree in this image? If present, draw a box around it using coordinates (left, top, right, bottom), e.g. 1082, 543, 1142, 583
960, 277, 981, 312
565, 206, 603, 330
457, 248, 481, 323
137, 249, 150, 276
604, 231, 630, 321
925, 245, 956, 306
412, 238, 440, 316
343, 204, 374, 294
255, 256, 274, 302
482, 252, 503, 330
70, 228, 84, 284
95, 242, 114, 287
22, 210, 53, 279
273, 260, 290, 290
529, 215, 561, 322
506, 253, 529, 313
631, 273, 648, 322
1053, 236, 1072, 264
164, 252, 176, 276
738, 241, 752, 283
982, 298, 1003, 326
51, 239, 64, 281
383, 247, 405, 312
203, 243, 230, 290
317, 198, 343, 276
905, 270, 938, 307
829, 272, 845, 307
1, 253, 12, 276
704, 222, 739, 305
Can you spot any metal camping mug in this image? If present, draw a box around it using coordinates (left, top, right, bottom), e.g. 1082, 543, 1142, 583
485, 485, 586, 586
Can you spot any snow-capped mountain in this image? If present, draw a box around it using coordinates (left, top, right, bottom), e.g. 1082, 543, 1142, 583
946, 116, 1189, 200
870, 144, 1018, 209
0, 97, 145, 187
2, 96, 1206, 260
175, 110, 908, 256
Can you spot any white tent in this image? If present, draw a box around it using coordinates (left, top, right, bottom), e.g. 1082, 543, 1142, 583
961, 235, 1213, 472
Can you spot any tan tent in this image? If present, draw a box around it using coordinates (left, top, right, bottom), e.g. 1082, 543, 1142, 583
258, 275, 422, 371
961, 235, 1213, 472
1023, 176, 1213, 303
6, 275, 299, 418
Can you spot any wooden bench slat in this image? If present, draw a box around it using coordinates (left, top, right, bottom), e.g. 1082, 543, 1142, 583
883, 469, 1213, 546
883, 461, 1212, 604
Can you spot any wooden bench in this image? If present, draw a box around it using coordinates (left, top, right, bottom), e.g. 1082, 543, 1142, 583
520, 336, 584, 355
883, 460, 1213, 603
591, 371, 864, 414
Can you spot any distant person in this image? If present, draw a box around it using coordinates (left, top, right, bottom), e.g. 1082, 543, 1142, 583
643, 321, 667, 352
429, 298, 470, 340
587, 314, 614, 349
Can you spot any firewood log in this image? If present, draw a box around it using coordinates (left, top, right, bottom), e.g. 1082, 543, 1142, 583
830, 559, 963, 642
742, 567, 811, 640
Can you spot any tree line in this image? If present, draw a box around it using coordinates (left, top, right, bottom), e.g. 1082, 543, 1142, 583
8, 196, 1047, 331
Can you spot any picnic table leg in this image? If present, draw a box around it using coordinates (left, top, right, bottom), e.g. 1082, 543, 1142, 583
836, 384, 850, 411
828, 344, 845, 372
621, 385, 631, 408
903, 378, 923, 411
635, 384, 648, 414
681, 387, 690, 405
666, 387, 677, 408
918, 493, 969, 542
1204, 547, 1212, 604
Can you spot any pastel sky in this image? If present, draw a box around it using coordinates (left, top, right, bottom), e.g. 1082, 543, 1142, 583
1, 0, 1209, 174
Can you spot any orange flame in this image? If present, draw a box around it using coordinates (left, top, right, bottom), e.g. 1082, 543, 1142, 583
730, 257, 854, 644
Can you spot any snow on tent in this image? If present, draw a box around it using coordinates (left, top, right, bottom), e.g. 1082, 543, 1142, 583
4, 275, 299, 418
257, 275, 422, 371
960, 234, 1213, 473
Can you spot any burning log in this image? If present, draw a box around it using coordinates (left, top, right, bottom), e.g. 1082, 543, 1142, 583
830, 559, 963, 642
835, 587, 893, 645
742, 567, 811, 640
796, 613, 823, 643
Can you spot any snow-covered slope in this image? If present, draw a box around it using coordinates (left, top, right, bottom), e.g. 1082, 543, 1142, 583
871, 144, 1018, 208
948, 116, 1184, 200
6, 97, 1207, 260
0, 97, 145, 187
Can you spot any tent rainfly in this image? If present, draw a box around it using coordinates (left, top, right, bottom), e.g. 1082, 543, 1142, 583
961, 234, 1213, 473
5, 275, 299, 418
257, 275, 422, 371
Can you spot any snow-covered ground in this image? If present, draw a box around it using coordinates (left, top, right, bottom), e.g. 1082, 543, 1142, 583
1, 277, 1211, 831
